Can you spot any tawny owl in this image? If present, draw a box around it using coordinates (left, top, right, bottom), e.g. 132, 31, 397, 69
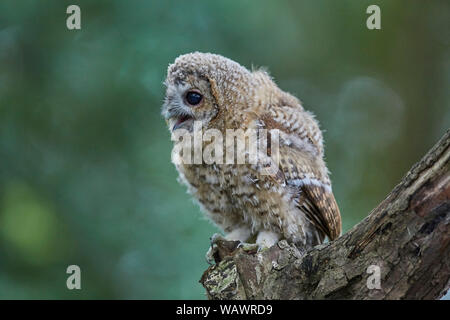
162, 52, 341, 261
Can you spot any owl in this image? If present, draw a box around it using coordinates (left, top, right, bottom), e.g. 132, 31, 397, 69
162, 52, 341, 261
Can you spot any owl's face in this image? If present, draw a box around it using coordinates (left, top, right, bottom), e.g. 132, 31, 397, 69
162, 52, 256, 133
162, 74, 219, 132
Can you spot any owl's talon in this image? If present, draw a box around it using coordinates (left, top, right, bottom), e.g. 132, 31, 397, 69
205, 244, 218, 265
206, 233, 227, 265
257, 245, 270, 253
237, 242, 260, 253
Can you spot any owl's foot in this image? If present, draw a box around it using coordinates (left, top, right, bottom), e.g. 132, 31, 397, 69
205, 233, 223, 265
205, 233, 241, 265
256, 230, 280, 250
205, 244, 217, 265
237, 242, 262, 252
206, 233, 264, 264
207, 233, 275, 265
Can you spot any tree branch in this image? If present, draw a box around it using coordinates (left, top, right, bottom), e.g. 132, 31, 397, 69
200, 129, 450, 300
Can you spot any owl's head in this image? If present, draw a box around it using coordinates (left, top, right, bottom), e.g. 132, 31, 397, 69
162, 52, 255, 132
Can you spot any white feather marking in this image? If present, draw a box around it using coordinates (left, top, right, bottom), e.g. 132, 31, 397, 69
288, 177, 332, 192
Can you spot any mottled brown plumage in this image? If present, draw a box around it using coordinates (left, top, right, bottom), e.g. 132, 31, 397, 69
162, 52, 341, 251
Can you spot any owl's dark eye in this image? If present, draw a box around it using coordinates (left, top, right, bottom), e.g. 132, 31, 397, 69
185, 91, 203, 106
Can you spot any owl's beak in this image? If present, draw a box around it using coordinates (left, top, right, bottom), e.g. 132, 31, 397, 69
172, 115, 193, 131
162, 98, 195, 131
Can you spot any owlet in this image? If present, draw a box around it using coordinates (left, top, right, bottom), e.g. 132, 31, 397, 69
162, 52, 341, 260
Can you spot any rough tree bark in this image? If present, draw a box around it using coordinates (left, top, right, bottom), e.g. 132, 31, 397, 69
200, 129, 450, 300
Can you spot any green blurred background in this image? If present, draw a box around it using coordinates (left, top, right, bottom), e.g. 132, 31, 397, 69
0, 0, 448, 299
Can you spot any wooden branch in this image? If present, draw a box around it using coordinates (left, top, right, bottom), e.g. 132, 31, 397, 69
200, 129, 450, 300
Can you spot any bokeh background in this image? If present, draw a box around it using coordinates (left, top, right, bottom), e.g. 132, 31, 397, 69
0, 0, 448, 299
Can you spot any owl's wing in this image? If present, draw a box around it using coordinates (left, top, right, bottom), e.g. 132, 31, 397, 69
260, 106, 342, 240
279, 147, 342, 240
